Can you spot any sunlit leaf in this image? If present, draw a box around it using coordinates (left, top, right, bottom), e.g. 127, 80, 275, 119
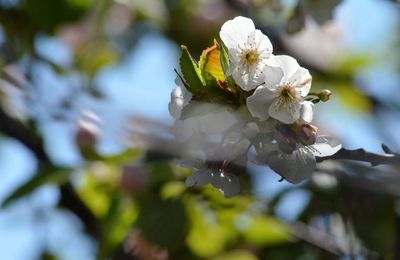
240, 215, 292, 246
199, 40, 226, 82
161, 181, 186, 199
186, 198, 234, 258
77, 173, 112, 217
215, 38, 230, 76
101, 196, 138, 255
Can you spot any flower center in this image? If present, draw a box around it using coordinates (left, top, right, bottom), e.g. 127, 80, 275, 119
241, 49, 260, 66
280, 86, 296, 101
273, 85, 298, 112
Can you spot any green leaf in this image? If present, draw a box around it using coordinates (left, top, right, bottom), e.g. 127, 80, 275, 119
137, 196, 188, 251
1, 167, 70, 207
215, 38, 230, 75
186, 199, 233, 257
77, 172, 112, 217
25, 0, 91, 32
241, 215, 292, 246
199, 40, 226, 83
179, 45, 205, 93
161, 181, 186, 199
99, 195, 138, 258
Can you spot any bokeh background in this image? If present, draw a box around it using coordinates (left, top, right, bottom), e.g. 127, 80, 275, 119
0, 0, 399, 259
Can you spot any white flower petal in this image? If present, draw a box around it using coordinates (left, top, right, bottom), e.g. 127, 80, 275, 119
311, 135, 342, 157
262, 64, 284, 89
253, 30, 273, 56
268, 98, 301, 124
219, 16, 255, 49
288, 68, 312, 96
232, 66, 263, 91
274, 55, 301, 83
221, 19, 275, 91
221, 138, 251, 161
300, 101, 314, 123
246, 85, 277, 120
268, 148, 316, 184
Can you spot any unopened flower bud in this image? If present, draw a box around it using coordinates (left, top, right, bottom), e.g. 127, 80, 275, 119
317, 89, 332, 102
76, 123, 99, 149
299, 124, 318, 145
75, 110, 101, 150
275, 125, 297, 154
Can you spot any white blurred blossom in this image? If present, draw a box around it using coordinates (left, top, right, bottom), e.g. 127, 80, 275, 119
181, 160, 240, 198
168, 76, 192, 119
171, 105, 237, 142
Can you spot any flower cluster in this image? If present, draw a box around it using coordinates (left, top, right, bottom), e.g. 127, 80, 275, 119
169, 16, 341, 198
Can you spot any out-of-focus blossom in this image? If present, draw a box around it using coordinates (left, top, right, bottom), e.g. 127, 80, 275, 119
168, 76, 192, 119
171, 104, 238, 142
75, 110, 102, 150
181, 160, 240, 198
0, 79, 30, 121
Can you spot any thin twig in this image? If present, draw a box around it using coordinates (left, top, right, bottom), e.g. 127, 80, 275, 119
316, 145, 400, 166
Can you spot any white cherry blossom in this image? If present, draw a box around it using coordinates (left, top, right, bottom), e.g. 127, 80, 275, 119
219, 16, 278, 91
246, 55, 313, 124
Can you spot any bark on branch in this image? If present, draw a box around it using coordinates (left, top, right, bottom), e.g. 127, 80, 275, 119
316, 144, 400, 166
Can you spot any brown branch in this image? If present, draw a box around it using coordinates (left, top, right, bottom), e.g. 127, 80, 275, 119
316, 144, 400, 166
